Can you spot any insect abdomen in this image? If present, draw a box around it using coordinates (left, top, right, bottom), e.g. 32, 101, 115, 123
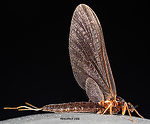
41, 102, 101, 113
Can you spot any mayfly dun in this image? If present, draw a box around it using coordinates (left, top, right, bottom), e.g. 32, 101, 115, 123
4, 4, 144, 122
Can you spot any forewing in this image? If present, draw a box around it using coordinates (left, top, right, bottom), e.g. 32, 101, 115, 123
69, 4, 116, 100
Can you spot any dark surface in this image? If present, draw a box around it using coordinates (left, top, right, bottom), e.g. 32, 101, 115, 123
1, 0, 150, 121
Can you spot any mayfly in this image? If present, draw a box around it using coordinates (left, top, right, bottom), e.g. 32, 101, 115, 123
4, 4, 144, 122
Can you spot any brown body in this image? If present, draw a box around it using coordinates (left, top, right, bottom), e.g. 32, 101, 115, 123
41, 96, 124, 114
41, 102, 121, 114
42, 102, 101, 113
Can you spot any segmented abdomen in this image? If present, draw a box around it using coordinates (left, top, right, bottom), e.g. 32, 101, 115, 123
41, 102, 102, 113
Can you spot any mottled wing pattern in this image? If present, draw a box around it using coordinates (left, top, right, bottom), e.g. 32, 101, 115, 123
69, 4, 116, 100
85, 77, 104, 102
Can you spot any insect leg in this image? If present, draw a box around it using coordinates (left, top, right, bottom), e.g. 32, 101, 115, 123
134, 109, 144, 119
122, 102, 127, 115
126, 103, 135, 122
110, 104, 112, 115
101, 102, 112, 115
127, 102, 144, 119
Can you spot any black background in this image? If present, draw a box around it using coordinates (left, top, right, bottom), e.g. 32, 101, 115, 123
1, 0, 150, 121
